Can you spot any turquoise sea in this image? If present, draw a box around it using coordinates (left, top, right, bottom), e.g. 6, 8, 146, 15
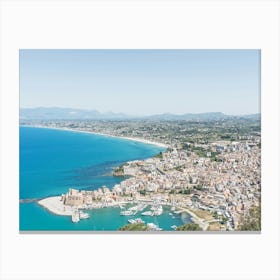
20, 126, 191, 231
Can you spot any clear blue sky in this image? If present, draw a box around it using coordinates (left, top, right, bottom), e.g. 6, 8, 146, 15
20, 49, 260, 116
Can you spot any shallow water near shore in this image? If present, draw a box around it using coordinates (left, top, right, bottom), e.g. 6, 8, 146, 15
20, 126, 190, 231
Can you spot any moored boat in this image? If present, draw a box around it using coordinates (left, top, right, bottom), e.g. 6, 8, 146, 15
79, 211, 90, 219
147, 223, 162, 231
120, 210, 133, 216
135, 218, 144, 224
141, 211, 153, 216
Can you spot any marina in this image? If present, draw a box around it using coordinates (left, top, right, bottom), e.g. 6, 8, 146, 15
34, 190, 190, 230
20, 200, 189, 231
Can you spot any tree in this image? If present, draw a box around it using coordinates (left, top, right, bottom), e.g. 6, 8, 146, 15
140, 189, 146, 196
238, 204, 261, 231
154, 152, 163, 159
118, 223, 148, 231
176, 223, 202, 231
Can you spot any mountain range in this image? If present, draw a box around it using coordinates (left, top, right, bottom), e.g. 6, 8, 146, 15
20, 107, 260, 121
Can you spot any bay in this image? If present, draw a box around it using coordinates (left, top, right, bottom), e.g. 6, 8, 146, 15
20, 126, 190, 231
20, 126, 165, 199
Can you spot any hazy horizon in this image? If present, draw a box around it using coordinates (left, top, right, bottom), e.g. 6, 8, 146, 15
20, 49, 260, 115
19, 106, 260, 117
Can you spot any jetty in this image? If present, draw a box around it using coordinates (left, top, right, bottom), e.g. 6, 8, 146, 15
38, 196, 74, 216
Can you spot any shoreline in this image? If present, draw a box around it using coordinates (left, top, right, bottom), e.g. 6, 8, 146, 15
20, 124, 168, 149
22, 124, 168, 219
38, 196, 74, 216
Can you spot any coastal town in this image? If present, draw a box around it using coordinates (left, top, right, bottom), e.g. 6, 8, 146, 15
26, 116, 261, 231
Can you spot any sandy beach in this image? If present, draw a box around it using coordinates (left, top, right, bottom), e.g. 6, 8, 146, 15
22, 125, 168, 148
38, 196, 74, 216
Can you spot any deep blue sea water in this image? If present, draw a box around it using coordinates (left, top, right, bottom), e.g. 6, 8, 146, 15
20, 126, 190, 231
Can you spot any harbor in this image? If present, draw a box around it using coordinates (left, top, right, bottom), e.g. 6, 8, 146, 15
34, 196, 190, 231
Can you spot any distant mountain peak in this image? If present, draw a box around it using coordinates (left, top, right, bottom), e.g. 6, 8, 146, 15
19, 107, 260, 121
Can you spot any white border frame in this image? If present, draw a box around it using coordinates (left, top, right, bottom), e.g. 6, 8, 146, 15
1, 0, 280, 280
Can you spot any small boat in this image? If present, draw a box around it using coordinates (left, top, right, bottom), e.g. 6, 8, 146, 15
120, 210, 133, 216
79, 211, 90, 219
128, 219, 136, 224
171, 225, 177, 230
147, 223, 162, 231
141, 211, 154, 216
135, 218, 144, 224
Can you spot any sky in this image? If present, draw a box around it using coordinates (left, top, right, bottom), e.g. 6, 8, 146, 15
20, 49, 260, 116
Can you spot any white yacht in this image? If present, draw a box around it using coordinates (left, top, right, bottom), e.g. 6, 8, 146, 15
79, 211, 90, 219
147, 223, 162, 231
120, 210, 133, 216
141, 211, 154, 216
128, 206, 138, 211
